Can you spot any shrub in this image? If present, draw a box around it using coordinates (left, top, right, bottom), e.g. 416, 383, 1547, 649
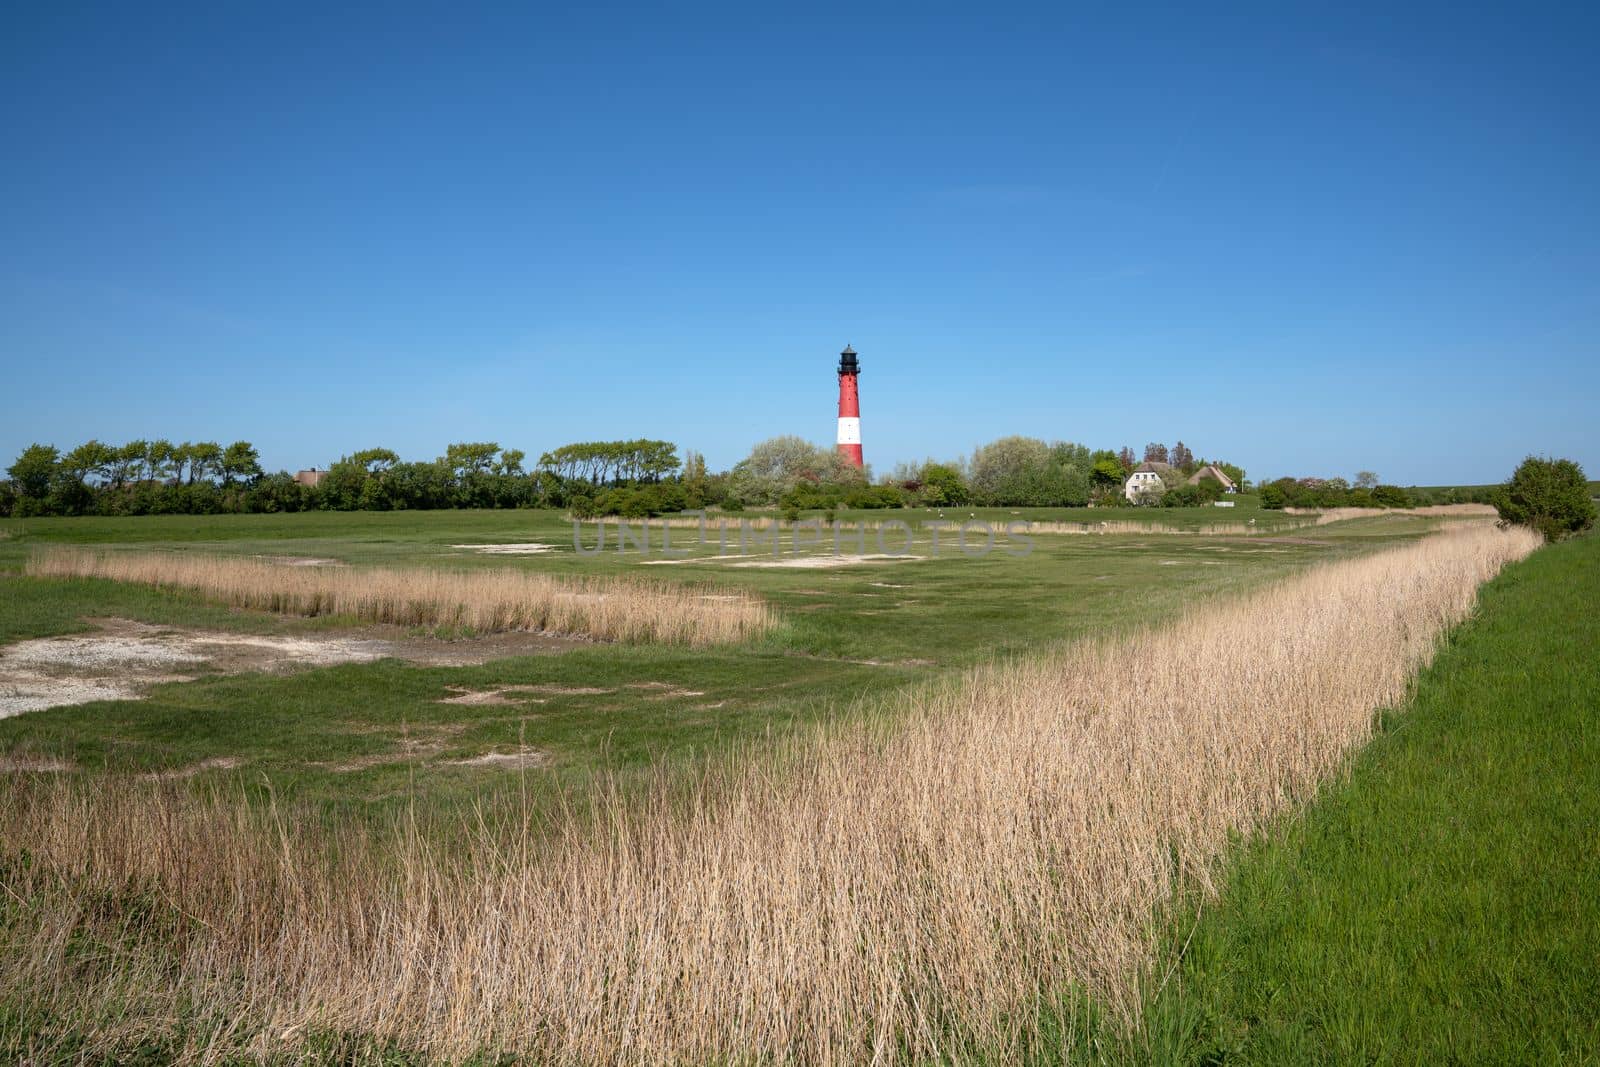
1495, 456, 1596, 542
1371, 484, 1412, 508
844, 485, 903, 510
1259, 484, 1287, 510
1159, 484, 1202, 508
920, 463, 969, 505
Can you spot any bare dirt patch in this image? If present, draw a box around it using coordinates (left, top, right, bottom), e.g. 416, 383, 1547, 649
0, 619, 583, 718
728, 554, 922, 570
319, 723, 470, 773
141, 756, 247, 780
626, 682, 707, 698
438, 685, 554, 706
445, 750, 549, 770
450, 543, 556, 555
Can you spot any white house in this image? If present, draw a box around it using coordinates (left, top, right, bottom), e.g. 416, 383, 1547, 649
1124, 460, 1171, 502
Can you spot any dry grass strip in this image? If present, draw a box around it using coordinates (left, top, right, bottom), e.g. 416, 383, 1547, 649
0, 524, 1539, 1063
25, 547, 772, 647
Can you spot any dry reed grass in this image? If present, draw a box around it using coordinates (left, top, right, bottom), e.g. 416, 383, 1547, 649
1287, 502, 1497, 524
24, 548, 772, 647
0, 524, 1539, 1063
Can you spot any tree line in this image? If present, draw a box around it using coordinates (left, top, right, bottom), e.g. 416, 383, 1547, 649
0, 433, 1249, 518
13, 433, 1561, 522
0, 438, 700, 518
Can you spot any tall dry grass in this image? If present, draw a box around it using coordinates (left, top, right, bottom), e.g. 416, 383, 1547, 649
0, 524, 1539, 1063
1287, 502, 1498, 524
24, 547, 772, 646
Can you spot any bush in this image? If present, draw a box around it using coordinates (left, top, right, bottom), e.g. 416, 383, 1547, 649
1495, 457, 1596, 542
1159, 484, 1202, 508
844, 485, 904, 509
1259, 485, 1287, 510
1371, 484, 1412, 508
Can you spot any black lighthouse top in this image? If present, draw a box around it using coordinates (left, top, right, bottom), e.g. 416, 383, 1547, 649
838, 345, 859, 376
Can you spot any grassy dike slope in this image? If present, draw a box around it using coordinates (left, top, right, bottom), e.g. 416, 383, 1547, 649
1143, 532, 1600, 1065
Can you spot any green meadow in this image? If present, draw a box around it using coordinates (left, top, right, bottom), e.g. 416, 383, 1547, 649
1, 505, 1422, 819
1124, 531, 1600, 1065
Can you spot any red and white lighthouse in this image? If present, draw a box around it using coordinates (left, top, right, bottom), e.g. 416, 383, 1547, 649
836, 344, 863, 468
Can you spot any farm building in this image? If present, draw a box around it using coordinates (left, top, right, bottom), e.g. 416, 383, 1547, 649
1186, 465, 1237, 492
1124, 461, 1171, 502
294, 469, 328, 488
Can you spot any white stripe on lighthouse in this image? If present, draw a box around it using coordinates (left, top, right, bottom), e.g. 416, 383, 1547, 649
836, 417, 861, 445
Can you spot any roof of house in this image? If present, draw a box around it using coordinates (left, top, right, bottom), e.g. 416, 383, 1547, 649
1131, 461, 1171, 474
1186, 465, 1236, 487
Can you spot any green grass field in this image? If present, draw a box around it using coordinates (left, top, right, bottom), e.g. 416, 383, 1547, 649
0, 507, 1429, 821
1128, 531, 1600, 1065
1, 507, 1589, 1063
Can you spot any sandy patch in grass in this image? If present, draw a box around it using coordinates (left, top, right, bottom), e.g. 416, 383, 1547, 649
506, 684, 615, 696
438, 685, 555, 706
446, 750, 550, 770
141, 757, 247, 780
321, 723, 470, 773
729, 554, 922, 570
450, 543, 556, 555
627, 682, 707, 698
0, 754, 73, 773
0, 619, 582, 718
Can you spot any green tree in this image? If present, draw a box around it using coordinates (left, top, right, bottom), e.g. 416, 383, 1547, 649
1371, 484, 1411, 508
969, 436, 1051, 504
920, 462, 969, 505
7, 444, 59, 499
145, 439, 176, 483
348, 447, 400, 473
220, 441, 263, 486
728, 436, 836, 505
61, 440, 115, 486
444, 442, 501, 477
1495, 456, 1596, 542
1090, 454, 1126, 487
186, 441, 224, 484
109, 440, 146, 489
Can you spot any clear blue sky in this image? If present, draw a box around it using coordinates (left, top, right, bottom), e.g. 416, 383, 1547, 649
3, 3, 1596, 485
